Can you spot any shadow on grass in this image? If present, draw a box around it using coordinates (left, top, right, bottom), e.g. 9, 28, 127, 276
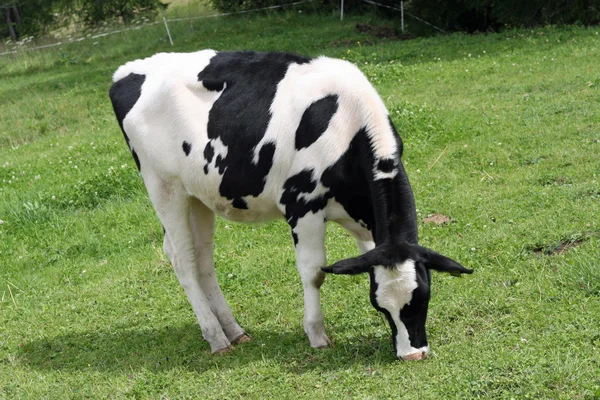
16, 322, 395, 374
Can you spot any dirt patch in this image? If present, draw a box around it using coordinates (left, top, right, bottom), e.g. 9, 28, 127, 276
580, 189, 600, 200
533, 238, 585, 256
423, 214, 452, 225
331, 38, 374, 47
355, 23, 413, 40
538, 175, 572, 186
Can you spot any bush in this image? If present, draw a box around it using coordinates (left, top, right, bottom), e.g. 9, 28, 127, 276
407, 0, 600, 32
1, 0, 167, 38
80, 0, 167, 26
3, 0, 64, 37
209, 0, 366, 15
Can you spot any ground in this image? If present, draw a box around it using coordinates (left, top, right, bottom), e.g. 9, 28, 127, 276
0, 7, 599, 399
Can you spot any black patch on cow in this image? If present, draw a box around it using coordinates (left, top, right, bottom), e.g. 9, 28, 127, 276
291, 231, 299, 247
182, 141, 192, 156
203, 143, 214, 162
377, 158, 395, 173
219, 141, 276, 203
109, 73, 146, 171
197, 51, 310, 207
280, 129, 376, 235
280, 169, 328, 229
399, 263, 430, 350
282, 121, 415, 248
215, 155, 225, 174
203, 165, 209, 174
320, 128, 376, 233
232, 197, 248, 209
295, 95, 339, 150
281, 169, 317, 205
202, 79, 225, 92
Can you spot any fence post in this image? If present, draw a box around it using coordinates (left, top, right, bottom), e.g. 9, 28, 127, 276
163, 17, 174, 46
400, 1, 404, 32
340, 0, 344, 21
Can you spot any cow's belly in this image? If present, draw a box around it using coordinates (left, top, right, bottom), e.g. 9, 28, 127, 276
209, 196, 282, 223
190, 186, 282, 223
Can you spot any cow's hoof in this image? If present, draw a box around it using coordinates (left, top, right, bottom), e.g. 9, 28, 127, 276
233, 333, 252, 344
400, 351, 426, 361
213, 345, 235, 355
310, 335, 333, 349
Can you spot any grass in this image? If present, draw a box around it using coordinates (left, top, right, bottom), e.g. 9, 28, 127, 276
1, 5, 600, 398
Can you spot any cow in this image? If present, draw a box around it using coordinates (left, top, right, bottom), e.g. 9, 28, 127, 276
109, 50, 473, 361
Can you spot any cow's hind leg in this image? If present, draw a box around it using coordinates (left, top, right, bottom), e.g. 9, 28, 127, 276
290, 212, 331, 348
188, 197, 248, 345
145, 172, 231, 353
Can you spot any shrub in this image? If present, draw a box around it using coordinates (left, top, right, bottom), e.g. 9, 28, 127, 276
1, 0, 167, 38
79, 0, 167, 26
407, 0, 600, 32
209, 0, 366, 15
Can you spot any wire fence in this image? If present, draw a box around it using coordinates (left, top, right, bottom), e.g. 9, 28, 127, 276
0, 0, 447, 57
360, 0, 447, 33
0, 0, 316, 57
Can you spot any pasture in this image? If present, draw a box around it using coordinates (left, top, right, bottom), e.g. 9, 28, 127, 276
1, 9, 599, 398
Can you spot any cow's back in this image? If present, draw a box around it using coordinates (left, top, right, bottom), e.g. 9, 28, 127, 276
110, 50, 393, 224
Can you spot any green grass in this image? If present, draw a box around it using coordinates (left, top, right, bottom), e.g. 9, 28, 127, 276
1, 9, 600, 398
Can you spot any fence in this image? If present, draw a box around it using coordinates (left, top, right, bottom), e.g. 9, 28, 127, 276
0, 0, 316, 56
0, 0, 446, 57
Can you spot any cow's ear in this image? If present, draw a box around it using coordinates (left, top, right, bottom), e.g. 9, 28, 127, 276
322, 246, 390, 275
419, 246, 473, 276
322, 257, 371, 275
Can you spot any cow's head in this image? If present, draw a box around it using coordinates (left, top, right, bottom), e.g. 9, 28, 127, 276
322, 241, 472, 360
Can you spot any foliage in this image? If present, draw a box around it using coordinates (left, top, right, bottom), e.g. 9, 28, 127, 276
79, 0, 167, 26
1, 0, 166, 37
1, 9, 599, 398
408, 0, 600, 32
4, 0, 66, 36
209, 0, 366, 15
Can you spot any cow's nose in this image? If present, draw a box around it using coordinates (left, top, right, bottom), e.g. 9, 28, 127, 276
400, 351, 427, 361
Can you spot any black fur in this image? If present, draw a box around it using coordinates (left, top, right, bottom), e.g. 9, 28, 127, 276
182, 141, 192, 156
377, 158, 396, 173
198, 51, 310, 207
295, 95, 339, 150
108, 73, 146, 171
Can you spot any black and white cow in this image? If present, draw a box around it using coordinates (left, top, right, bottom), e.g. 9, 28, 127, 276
109, 50, 472, 361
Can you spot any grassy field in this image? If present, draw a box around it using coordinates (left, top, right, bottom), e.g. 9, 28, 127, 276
1, 6, 599, 399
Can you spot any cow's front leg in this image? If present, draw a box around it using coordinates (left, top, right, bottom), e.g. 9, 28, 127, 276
291, 213, 332, 348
